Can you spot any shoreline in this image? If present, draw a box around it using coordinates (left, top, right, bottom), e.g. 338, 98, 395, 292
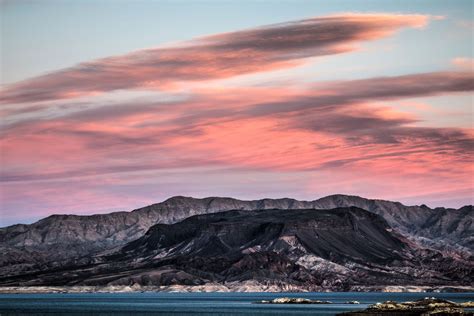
1, 285, 473, 294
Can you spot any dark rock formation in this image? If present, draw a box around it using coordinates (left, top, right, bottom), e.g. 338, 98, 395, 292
1, 195, 471, 259
2, 196, 472, 252
1, 207, 472, 290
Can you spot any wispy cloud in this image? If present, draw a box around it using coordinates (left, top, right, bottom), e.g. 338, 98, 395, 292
1, 12, 472, 224
2, 70, 472, 183
0, 13, 429, 104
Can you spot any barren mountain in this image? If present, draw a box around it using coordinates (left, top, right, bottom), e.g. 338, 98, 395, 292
1, 207, 471, 291
0, 195, 472, 282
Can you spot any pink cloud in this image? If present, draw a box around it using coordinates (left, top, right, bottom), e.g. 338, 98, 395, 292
1, 67, 472, 224
1, 70, 472, 181
0, 13, 430, 104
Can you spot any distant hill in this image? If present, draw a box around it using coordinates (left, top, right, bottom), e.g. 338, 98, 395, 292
0, 195, 472, 289
1, 207, 472, 290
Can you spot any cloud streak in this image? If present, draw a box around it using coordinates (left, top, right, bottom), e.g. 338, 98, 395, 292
245, 71, 474, 116
1, 70, 472, 183
1, 12, 472, 224
0, 13, 429, 104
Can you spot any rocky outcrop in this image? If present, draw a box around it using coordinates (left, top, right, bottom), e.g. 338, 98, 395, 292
339, 297, 473, 315
1, 207, 471, 290
258, 297, 332, 304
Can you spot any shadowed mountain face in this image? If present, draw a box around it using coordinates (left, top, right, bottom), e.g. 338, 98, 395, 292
1, 195, 471, 250
0, 207, 471, 290
123, 208, 405, 264
0, 195, 472, 284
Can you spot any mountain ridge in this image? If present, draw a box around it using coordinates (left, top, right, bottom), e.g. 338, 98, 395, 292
0, 194, 472, 280
2, 194, 463, 229
1, 194, 471, 249
1, 207, 471, 290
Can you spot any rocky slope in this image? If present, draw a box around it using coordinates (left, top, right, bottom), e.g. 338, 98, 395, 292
0, 207, 471, 290
1, 195, 471, 250
0, 195, 472, 278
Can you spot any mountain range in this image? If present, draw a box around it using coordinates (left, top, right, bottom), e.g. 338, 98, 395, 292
0, 195, 472, 291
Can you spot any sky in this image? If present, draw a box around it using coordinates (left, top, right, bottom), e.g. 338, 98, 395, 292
0, 0, 473, 226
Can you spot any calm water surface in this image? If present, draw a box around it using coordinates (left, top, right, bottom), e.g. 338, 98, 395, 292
0, 292, 473, 316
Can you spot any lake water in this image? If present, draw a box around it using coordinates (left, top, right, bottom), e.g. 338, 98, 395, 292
0, 292, 472, 315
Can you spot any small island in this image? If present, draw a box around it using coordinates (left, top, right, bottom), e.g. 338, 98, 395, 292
339, 297, 474, 315
257, 297, 333, 304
